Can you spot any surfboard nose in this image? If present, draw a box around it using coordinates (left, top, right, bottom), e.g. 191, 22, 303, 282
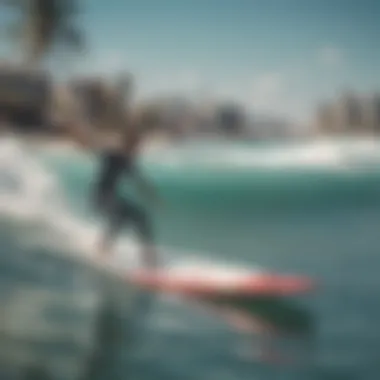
241, 274, 317, 296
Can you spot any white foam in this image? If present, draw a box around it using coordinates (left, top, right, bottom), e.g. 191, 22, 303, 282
32, 134, 380, 173
5, 135, 375, 280
0, 136, 140, 268
143, 136, 380, 171
0, 137, 259, 278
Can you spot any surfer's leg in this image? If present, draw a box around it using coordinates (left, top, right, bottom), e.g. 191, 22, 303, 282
121, 200, 157, 269
97, 198, 125, 257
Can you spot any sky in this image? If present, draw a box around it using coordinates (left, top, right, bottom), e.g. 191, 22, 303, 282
1, 0, 380, 124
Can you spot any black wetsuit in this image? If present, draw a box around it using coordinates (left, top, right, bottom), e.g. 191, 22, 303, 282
94, 149, 152, 242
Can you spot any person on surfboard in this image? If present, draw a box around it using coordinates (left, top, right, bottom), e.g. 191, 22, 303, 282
65, 109, 160, 268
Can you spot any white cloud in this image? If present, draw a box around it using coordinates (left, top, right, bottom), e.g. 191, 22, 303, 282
317, 46, 343, 67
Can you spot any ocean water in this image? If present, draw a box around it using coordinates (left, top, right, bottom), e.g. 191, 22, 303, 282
1, 135, 380, 379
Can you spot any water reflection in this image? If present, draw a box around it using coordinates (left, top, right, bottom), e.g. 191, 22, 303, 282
0, 227, 140, 380
1, 223, 317, 378
197, 293, 316, 365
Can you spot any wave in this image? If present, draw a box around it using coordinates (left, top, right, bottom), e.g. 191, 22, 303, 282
2, 134, 379, 279
6, 135, 379, 223
142, 137, 380, 172
0, 136, 259, 273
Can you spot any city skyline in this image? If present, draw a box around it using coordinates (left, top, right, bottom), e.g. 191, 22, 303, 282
1, 0, 380, 126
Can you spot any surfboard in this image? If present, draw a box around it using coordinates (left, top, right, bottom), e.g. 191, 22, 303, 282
128, 270, 316, 298
55, 246, 315, 299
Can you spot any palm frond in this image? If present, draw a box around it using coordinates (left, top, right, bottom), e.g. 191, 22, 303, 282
0, 0, 24, 7
1, 0, 85, 65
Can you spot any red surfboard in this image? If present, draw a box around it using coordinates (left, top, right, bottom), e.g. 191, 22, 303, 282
129, 270, 316, 297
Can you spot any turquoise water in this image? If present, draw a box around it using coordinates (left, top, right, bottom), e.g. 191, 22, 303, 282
1, 137, 380, 379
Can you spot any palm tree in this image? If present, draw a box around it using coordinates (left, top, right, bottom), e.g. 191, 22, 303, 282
1, 0, 84, 67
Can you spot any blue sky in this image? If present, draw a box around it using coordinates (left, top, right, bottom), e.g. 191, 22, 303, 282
2, 0, 380, 123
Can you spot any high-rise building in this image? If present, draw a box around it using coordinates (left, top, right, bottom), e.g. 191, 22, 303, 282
335, 91, 364, 133
213, 102, 247, 136
373, 93, 380, 133
0, 62, 51, 130
69, 77, 107, 123
314, 90, 380, 136
363, 93, 380, 133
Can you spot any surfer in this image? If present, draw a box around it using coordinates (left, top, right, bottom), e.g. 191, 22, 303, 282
65, 110, 159, 268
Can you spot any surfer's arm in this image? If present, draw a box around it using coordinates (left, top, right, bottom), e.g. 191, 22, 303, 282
64, 120, 99, 151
